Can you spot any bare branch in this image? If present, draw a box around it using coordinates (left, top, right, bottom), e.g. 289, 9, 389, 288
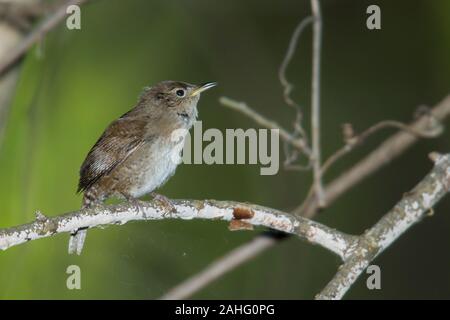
278, 14, 313, 144
0, 0, 89, 146
278, 16, 313, 112
300, 95, 450, 217
0, 60, 19, 145
167, 95, 450, 299
0, 0, 89, 77
0, 199, 356, 258
310, 0, 325, 207
219, 96, 311, 154
295, 117, 444, 214
159, 152, 450, 300
283, 141, 312, 171
316, 152, 450, 299
0, 0, 40, 146
320, 119, 442, 176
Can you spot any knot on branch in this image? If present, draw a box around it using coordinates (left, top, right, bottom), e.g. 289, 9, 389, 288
228, 206, 255, 231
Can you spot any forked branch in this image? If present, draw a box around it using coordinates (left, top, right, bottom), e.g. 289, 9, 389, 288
316, 152, 450, 299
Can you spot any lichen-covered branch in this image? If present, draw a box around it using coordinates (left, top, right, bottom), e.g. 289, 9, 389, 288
161, 95, 450, 300
316, 152, 450, 300
162, 151, 450, 301
0, 199, 356, 259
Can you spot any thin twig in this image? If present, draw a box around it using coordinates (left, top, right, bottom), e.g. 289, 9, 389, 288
219, 96, 311, 154
0, 0, 90, 148
278, 16, 313, 112
316, 152, 450, 299
283, 140, 312, 171
310, 0, 325, 207
278, 15, 314, 144
321, 119, 442, 176
0, 0, 89, 77
296, 117, 444, 213
299, 95, 450, 217
0, 67, 19, 147
0, 0, 41, 147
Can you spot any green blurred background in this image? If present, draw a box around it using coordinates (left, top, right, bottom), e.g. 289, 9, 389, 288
1, 0, 450, 299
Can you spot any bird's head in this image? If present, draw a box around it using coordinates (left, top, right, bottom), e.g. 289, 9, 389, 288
137, 80, 217, 128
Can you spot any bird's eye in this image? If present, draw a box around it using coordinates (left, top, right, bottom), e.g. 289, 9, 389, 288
176, 89, 185, 97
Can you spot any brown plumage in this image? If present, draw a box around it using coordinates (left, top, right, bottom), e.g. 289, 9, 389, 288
69, 80, 217, 255
78, 119, 148, 194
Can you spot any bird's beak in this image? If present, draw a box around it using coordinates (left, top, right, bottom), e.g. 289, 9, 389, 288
190, 82, 218, 97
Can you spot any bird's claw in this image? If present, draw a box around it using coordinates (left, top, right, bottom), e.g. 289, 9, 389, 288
126, 198, 148, 216
151, 193, 176, 217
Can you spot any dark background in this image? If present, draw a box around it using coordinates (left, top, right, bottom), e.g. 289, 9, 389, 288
0, 0, 449, 299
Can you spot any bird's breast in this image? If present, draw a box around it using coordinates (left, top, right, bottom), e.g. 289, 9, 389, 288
125, 137, 181, 198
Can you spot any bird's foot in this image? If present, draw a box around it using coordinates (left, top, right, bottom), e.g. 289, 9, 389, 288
126, 198, 148, 216
151, 192, 176, 217
91, 202, 106, 211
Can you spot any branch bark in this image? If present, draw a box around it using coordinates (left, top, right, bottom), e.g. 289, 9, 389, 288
3, 153, 447, 300
316, 152, 450, 299
0, 0, 89, 146
0, 199, 356, 259
0, 0, 89, 77
1, 0, 448, 301
0, 0, 39, 146
165, 95, 450, 299
310, 0, 325, 207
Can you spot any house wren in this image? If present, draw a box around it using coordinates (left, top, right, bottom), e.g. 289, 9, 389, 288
68, 80, 217, 255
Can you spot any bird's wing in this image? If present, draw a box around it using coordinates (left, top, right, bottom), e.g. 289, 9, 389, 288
77, 118, 148, 193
